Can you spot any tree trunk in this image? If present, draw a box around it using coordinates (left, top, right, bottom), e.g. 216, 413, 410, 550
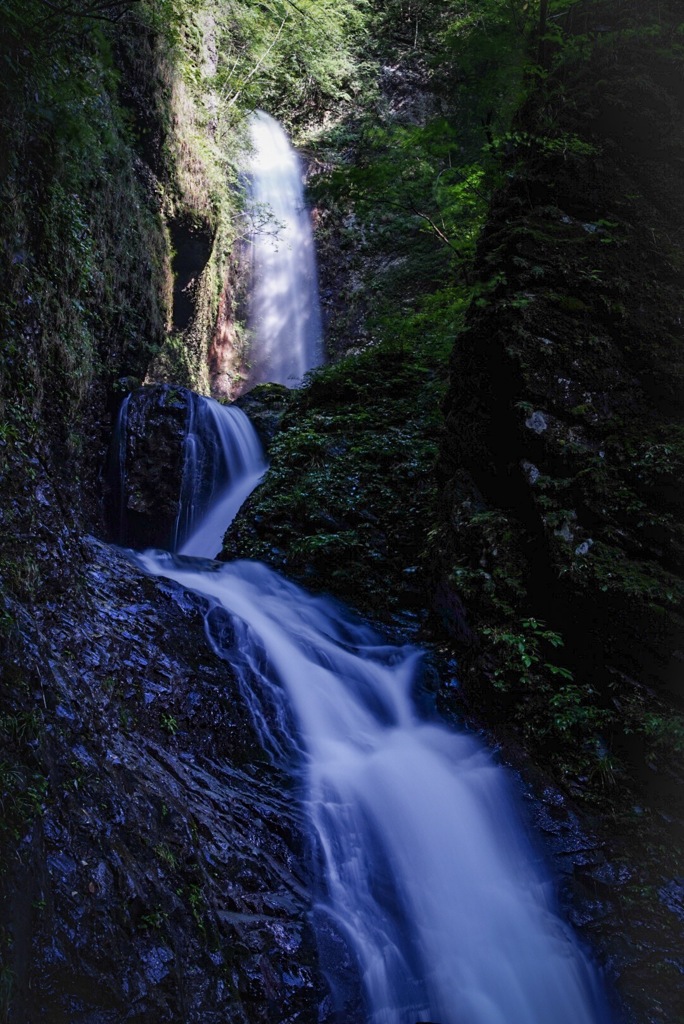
537, 0, 549, 68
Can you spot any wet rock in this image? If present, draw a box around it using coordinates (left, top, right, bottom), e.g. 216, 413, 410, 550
521, 460, 540, 485
234, 384, 290, 450
110, 384, 191, 549
141, 946, 174, 986
0, 537, 332, 1024
525, 410, 548, 434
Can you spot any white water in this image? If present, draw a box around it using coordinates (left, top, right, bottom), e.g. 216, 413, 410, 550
175, 398, 266, 557
121, 109, 610, 1022
131, 455, 611, 1024
112, 389, 265, 556
245, 110, 323, 387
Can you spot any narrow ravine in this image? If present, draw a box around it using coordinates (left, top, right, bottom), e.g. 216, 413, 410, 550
3, 3, 682, 1020
120, 403, 612, 1024
113, 114, 614, 1023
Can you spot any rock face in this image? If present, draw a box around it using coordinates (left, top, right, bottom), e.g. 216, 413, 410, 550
1, 537, 330, 1024
0, 375, 331, 1022
434, 5, 684, 1022
222, 349, 440, 620
111, 384, 192, 550
169, 216, 215, 334
233, 384, 290, 451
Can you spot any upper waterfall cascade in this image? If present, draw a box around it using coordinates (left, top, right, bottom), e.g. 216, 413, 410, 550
245, 110, 323, 388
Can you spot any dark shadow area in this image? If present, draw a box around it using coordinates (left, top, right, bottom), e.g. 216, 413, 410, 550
169, 216, 214, 332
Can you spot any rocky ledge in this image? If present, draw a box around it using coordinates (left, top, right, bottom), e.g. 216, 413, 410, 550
0, 536, 330, 1024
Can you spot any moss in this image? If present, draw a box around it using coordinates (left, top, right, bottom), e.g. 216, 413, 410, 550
0, 651, 47, 843
433, 11, 684, 1016
223, 342, 444, 618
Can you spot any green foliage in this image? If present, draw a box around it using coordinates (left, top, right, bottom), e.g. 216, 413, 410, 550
481, 617, 574, 690
566, 541, 684, 608
301, 0, 541, 370
0, 760, 48, 840
225, 338, 443, 614
212, 0, 369, 126
368, 0, 532, 123
471, 608, 615, 779
308, 112, 497, 365
154, 842, 179, 869
139, 908, 170, 930
436, 0, 532, 125
380, 286, 472, 363
187, 881, 205, 929
0, 2, 169, 447
639, 713, 684, 758
548, 682, 608, 735
161, 712, 179, 735
327, 120, 491, 269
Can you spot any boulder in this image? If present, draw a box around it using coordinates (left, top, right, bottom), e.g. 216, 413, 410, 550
110, 384, 191, 550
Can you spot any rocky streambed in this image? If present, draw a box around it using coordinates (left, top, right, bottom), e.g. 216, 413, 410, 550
0, 375, 681, 1024
0, 531, 330, 1023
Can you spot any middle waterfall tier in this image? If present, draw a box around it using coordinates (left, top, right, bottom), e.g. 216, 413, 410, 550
110, 385, 266, 558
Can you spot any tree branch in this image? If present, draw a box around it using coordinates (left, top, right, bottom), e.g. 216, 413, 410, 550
225, 16, 286, 109
33, 0, 140, 24
356, 189, 463, 257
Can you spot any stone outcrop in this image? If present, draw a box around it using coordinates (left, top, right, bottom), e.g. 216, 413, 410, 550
1, 537, 330, 1024
434, 6, 684, 1021
111, 385, 191, 550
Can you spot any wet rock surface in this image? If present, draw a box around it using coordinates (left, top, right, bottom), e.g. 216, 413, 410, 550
111, 384, 191, 550
223, 349, 439, 619
434, 7, 684, 1021
520, 772, 684, 1024
233, 384, 290, 451
0, 537, 330, 1024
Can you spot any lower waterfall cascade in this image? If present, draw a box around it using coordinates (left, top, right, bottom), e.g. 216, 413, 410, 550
123, 395, 614, 1024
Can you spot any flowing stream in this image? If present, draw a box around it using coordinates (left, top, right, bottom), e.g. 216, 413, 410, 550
244, 110, 324, 388
124, 403, 611, 1024
111, 391, 266, 557
119, 109, 612, 1024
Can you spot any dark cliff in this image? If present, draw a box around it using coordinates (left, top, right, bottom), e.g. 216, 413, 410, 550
435, 3, 684, 1019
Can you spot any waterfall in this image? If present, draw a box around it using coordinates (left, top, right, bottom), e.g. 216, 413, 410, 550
133, 551, 611, 1024
174, 397, 266, 557
126, 424, 612, 1023
116, 110, 612, 1024
245, 110, 323, 388
111, 388, 266, 557
110, 391, 131, 544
